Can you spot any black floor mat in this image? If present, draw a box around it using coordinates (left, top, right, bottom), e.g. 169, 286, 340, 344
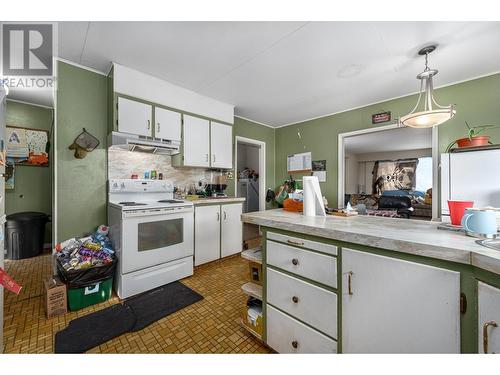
54, 281, 203, 353
54, 304, 136, 353
124, 281, 204, 332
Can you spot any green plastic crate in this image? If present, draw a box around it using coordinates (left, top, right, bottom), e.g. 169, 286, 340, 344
67, 277, 113, 311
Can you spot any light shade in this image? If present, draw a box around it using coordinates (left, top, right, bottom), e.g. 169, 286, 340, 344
400, 108, 456, 128
400, 46, 456, 129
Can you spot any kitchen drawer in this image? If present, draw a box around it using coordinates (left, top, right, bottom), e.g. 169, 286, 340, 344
267, 268, 337, 339
267, 240, 337, 288
267, 305, 337, 353
267, 231, 337, 256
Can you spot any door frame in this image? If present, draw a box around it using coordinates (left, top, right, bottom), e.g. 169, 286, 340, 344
338, 124, 439, 220
234, 136, 266, 211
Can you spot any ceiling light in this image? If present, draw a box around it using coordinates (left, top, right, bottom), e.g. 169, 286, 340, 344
399, 45, 456, 128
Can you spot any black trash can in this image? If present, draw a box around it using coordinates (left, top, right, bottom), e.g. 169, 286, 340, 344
5, 212, 49, 260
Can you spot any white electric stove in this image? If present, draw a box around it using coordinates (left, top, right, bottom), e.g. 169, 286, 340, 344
108, 179, 194, 299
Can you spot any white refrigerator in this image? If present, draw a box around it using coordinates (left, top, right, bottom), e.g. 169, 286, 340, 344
441, 149, 500, 220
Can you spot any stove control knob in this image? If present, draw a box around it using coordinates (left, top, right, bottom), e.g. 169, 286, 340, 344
113, 182, 118, 189
121, 182, 125, 189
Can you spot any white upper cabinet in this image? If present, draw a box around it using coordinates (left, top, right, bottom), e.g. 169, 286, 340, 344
210, 121, 233, 169
478, 281, 500, 354
154, 107, 181, 141
342, 248, 460, 353
117, 97, 152, 137
114, 63, 234, 124
183, 115, 210, 167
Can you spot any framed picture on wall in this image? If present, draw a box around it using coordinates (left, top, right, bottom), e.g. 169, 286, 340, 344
6, 125, 50, 167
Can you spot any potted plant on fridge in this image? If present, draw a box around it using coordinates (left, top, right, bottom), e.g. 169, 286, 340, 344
445, 121, 500, 152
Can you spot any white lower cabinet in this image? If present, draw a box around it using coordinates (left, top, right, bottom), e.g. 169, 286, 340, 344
267, 305, 337, 354
194, 205, 221, 266
342, 248, 460, 353
194, 203, 242, 266
267, 240, 337, 288
221, 203, 243, 258
267, 268, 337, 338
478, 281, 500, 354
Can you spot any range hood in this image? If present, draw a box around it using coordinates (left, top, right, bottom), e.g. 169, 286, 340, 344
108, 132, 180, 155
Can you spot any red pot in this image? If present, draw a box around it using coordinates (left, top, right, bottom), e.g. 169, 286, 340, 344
456, 135, 490, 148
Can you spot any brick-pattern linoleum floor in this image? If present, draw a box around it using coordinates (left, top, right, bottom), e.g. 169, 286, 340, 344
3, 253, 270, 354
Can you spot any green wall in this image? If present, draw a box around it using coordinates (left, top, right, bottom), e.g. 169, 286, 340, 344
5, 100, 53, 243
275, 73, 500, 205
56, 61, 108, 241
227, 116, 276, 209
55, 62, 500, 240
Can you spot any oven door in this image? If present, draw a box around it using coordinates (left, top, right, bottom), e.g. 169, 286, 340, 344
121, 206, 194, 274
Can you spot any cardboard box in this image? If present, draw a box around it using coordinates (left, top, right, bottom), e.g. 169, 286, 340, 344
248, 262, 262, 285
244, 236, 261, 250
242, 305, 263, 336
43, 276, 67, 319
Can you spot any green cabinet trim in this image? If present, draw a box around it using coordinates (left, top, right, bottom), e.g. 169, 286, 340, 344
266, 264, 338, 294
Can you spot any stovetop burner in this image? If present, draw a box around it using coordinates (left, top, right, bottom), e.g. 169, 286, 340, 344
119, 201, 148, 206
158, 199, 185, 204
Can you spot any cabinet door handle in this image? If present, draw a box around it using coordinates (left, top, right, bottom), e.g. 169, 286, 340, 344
291, 340, 298, 349
157, 122, 160, 133
348, 271, 354, 295
223, 211, 227, 220
287, 239, 304, 246
483, 320, 498, 353
213, 154, 216, 163
291, 258, 299, 266
216, 212, 220, 221
292, 296, 299, 303
205, 154, 209, 162
147, 120, 150, 130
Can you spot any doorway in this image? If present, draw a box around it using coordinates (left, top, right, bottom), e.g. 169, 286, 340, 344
338, 124, 438, 220
235, 136, 266, 242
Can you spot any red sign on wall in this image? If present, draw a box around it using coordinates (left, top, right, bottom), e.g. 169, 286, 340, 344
372, 111, 391, 124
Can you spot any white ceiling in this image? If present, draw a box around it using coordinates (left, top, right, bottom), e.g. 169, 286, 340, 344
8, 21, 500, 126
344, 127, 432, 154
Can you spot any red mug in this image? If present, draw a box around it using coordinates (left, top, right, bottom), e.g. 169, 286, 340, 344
448, 200, 474, 226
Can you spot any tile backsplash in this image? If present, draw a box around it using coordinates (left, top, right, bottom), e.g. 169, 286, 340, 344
108, 148, 219, 192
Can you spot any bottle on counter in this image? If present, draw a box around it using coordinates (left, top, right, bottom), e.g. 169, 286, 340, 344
151, 170, 157, 179
144, 171, 150, 179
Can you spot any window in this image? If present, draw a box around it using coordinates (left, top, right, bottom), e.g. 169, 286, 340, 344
415, 157, 432, 192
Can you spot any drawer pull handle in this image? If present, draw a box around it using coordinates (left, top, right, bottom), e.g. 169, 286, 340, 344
483, 320, 498, 353
348, 271, 354, 295
292, 296, 299, 303
287, 239, 304, 246
291, 258, 299, 266
291, 340, 298, 349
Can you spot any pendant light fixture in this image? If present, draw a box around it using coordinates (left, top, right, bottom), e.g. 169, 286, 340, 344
399, 45, 456, 128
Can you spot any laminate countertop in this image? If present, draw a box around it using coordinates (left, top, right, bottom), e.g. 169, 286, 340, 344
241, 209, 500, 276
191, 197, 246, 205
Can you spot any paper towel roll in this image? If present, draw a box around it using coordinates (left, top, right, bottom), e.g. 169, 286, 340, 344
303, 177, 316, 216
303, 176, 326, 217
